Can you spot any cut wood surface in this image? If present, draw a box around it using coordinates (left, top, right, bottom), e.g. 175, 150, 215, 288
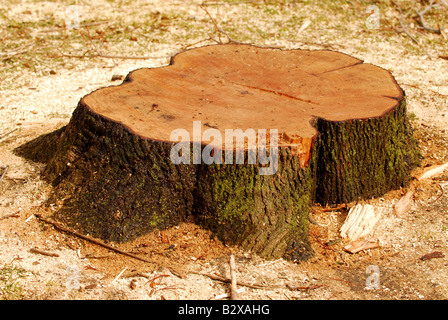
82, 44, 404, 167
16, 44, 421, 261
340, 204, 384, 241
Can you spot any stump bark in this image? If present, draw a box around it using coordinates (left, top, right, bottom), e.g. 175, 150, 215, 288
16, 44, 420, 261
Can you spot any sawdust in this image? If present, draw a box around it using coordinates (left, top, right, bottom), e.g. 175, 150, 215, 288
0, 0, 447, 300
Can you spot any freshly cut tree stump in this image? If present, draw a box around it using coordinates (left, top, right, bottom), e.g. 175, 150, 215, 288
16, 44, 420, 261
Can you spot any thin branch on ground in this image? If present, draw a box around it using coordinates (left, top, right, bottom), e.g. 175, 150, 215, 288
229, 254, 238, 300
56, 25, 174, 61
189, 270, 269, 290
57, 51, 173, 60
0, 44, 34, 61
416, 0, 442, 34
29, 247, 60, 257
392, 1, 419, 44
0, 212, 20, 221
199, 3, 249, 45
35, 214, 158, 265
0, 165, 9, 185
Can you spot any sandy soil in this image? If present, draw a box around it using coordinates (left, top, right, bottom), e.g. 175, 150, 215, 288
0, 0, 447, 300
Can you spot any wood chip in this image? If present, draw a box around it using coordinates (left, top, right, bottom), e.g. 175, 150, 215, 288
344, 238, 380, 254
420, 251, 445, 261
394, 191, 414, 215
84, 283, 97, 290
417, 162, 448, 181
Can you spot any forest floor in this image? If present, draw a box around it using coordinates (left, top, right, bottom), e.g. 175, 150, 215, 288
0, 0, 447, 300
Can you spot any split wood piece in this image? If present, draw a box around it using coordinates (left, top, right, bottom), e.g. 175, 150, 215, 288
29, 247, 60, 257
15, 44, 421, 261
344, 238, 380, 254
340, 204, 384, 241
417, 162, 448, 181
394, 190, 414, 215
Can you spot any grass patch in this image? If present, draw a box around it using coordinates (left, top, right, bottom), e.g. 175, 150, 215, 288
0, 263, 27, 300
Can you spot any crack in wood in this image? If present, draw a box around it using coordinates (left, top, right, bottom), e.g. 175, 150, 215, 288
317, 61, 364, 74
235, 83, 319, 105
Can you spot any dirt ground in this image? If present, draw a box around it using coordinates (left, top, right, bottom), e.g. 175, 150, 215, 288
0, 0, 447, 300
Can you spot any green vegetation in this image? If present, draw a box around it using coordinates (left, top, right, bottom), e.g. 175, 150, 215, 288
1, 0, 446, 91
0, 263, 27, 300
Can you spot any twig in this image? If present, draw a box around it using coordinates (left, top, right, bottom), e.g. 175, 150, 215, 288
392, 1, 419, 44
112, 267, 128, 284
0, 212, 20, 220
124, 271, 151, 279
57, 50, 172, 60
189, 271, 268, 289
229, 254, 238, 300
82, 254, 112, 259
0, 44, 34, 61
29, 247, 59, 257
399, 16, 419, 44
0, 128, 18, 140
416, 1, 442, 34
34, 214, 157, 265
199, 4, 248, 45
147, 274, 170, 284
434, 183, 444, 203
0, 165, 9, 185
38, 21, 112, 33
57, 26, 174, 61
286, 284, 325, 291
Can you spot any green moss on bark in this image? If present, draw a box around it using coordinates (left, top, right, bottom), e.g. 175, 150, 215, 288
194, 146, 316, 261
315, 98, 421, 205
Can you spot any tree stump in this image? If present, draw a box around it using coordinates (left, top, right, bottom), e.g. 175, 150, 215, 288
16, 44, 420, 261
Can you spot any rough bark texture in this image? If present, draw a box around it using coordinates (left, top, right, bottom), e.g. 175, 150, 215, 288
315, 97, 420, 205
15, 44, 421, 261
